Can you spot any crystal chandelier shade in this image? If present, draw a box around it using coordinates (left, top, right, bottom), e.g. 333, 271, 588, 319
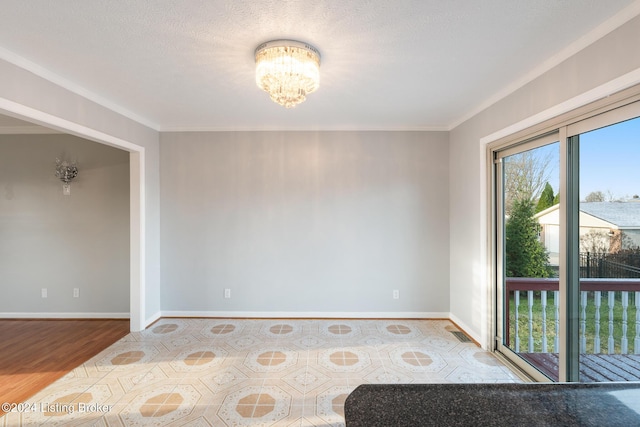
255, 40, 321, 108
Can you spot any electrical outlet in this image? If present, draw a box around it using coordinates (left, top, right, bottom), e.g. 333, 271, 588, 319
41, 288, 47, 298
393, 290, 399, 299
73, 288, 79, 298
224, 289, 231, 299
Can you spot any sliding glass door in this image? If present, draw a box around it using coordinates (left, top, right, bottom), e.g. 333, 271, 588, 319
573, 115, 640, 381
494, 98, 640, 382
496, 135, 562, 381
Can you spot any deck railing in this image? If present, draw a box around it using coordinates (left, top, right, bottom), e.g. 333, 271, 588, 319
505, 278, 640, 354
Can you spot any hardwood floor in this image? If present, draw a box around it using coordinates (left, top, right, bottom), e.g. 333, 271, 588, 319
0, 319, 129, 414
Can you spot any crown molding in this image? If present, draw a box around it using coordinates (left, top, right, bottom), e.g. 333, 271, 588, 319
0, 46, 160, 131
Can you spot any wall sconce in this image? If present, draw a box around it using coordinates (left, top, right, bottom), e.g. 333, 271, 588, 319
55, 158, 78, 195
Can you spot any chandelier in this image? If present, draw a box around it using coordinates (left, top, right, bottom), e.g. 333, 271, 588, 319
255, 40, 321, 108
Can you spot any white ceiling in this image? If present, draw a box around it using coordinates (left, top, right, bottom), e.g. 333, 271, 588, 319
1, 0, 639, 132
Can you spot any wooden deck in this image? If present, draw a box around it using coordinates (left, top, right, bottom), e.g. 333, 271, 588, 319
520, 352, 640, 382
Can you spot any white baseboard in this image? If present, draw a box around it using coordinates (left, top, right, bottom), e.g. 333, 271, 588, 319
449, 312, 482, 346
145, 311, 162, 327
160, 311, 450, 319
0, 312, 130, 319
0, 311, 484, 343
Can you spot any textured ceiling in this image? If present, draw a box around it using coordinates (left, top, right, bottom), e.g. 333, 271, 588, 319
0, 0, 639, 131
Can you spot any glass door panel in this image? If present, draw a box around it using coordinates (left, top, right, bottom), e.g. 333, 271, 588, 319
499, 140, 561, 380
494, 97, 640, 382
577, 116, 640, 382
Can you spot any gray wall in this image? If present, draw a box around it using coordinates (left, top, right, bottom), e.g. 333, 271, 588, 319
449, 15, 640, 339
0, 57, 161, 324
160, 131, 449, 315
0, 134, 129, 314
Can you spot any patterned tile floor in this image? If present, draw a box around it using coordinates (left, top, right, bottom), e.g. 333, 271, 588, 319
1, 319, 522, 426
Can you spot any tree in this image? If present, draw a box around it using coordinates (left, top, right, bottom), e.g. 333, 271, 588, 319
579, 230, 610, 254
504, 150, 553, 216
535, 182, 555, 213
505, 198, 554, 278
584, 191, 605, 202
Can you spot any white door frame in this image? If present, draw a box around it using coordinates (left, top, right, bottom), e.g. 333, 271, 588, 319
479, 68, 640, 351
0, 97, 146, 332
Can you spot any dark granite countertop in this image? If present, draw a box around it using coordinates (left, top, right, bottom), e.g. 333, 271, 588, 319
344, 383, 640, 427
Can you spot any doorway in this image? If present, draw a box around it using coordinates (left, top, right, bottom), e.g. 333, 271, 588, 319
493, 99, 640, 382
0, 101, 146, 332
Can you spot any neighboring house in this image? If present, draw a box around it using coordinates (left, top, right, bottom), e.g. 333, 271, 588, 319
535, 201, 640, 265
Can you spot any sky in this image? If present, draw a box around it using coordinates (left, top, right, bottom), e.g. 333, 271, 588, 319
580, 116, 640, 201
519, 115, 640, 201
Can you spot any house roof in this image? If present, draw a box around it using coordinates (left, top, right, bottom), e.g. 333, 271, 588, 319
0, 1, 638, 132
534, 201, 640, 228
534, 204, 561, 218
580, 202, 640, 228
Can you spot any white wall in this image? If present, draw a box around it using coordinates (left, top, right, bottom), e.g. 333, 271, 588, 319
449, 15, 640, 344
0, 134, 129, 314
0, 57, 161, 327
160, 131, 449, 316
